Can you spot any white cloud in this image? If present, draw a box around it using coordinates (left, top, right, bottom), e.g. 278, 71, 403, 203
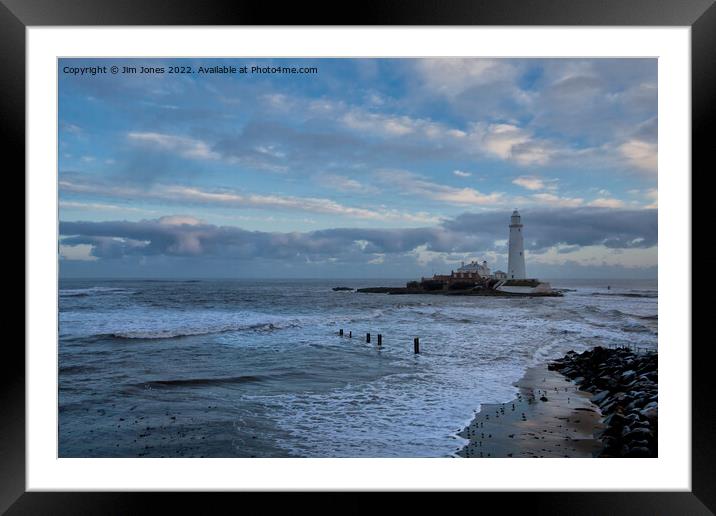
59, 201, 153, 213
245, 87, 605, 169
59, 243, 98, 261
531, 193, 584, 207
433, 188, 504, 205
254, 145, 286, 159
453, 170, 471, 177
618, 139, 657, 173
512, 176, 551, 191
129, 131, 288, 172
158, 215, 204, 226
59, 179, 437, 224
414, 59, 519, 97
61, 122, 83, 134
589, 197, 626, 208
589, 197, 624, 208
530, 244, 657, 268
316, 174, 379, 194
341, 110, 444, 138
127, 132, 220, 161
469, 123, 556, 166
481, 124, 530, 158
161, 185, 393, 220
342, 110, 567, 168
375, 169, 504, 206
261, 93, 293, 110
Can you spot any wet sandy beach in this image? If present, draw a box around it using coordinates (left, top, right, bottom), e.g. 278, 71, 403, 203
456, 365, 604, 458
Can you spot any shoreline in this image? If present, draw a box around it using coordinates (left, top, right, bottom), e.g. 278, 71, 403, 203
455, 364, 604, 458
355, 286, 563, 297
456, 347, 658, 458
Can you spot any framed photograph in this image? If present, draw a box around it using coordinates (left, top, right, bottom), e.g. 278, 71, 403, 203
7, 0, 713, 511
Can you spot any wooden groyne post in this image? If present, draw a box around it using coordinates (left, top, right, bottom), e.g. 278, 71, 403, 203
366, 333, 371, 343
414, 337, 420, 354
339, 329, 343, 336
377, 334, 382, 346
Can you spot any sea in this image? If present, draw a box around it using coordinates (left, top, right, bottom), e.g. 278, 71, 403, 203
58, 278, 657, 458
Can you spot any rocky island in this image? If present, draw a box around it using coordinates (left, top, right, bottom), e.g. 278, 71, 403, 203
357, 211, 561, 297
356, 278, 562, 297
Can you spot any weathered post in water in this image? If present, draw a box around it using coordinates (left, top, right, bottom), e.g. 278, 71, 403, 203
339, 329, 343, 336
377, 334, 382, 346
414, 337, 420, 354
349, 331, 352, 338
366, 333, 371, 343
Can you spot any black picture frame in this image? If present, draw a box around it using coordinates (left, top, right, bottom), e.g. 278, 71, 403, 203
5, 0, 713, 512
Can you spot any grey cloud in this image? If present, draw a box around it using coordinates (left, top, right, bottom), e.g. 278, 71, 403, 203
444, 208, 657, 250
206, 60, 657, 173
212, 120, 366, 170
409, 59, 656, 150
530, 65, 657, 147
549, 75, 605, 97
631, 116, 658, 142
59, 207, 657, 262
210, 118, 466, 174
557, 245, 581, 254
61, 58, 658, 182
61, 235, 150, 259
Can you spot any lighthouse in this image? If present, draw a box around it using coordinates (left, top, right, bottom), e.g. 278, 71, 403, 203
507, 209, 526, 279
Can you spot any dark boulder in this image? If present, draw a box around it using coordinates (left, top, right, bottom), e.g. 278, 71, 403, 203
591, 390, 610, 404
549, 346, 657, 457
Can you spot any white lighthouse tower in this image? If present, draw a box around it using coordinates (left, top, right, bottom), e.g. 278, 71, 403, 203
507, 209, 526, 279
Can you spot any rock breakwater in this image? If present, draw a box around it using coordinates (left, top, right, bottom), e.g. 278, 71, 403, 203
549, 346, 657, 457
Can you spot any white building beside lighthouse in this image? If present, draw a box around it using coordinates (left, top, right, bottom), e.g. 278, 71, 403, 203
507, 209, 526, 279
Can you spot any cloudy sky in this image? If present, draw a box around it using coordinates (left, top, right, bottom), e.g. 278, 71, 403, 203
59, 58, 657, 279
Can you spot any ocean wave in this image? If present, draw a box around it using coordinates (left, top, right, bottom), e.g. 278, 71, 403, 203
617, 310, 659, 321
60, 287, 137, 297
581, 306, 659, 323
621, 323, 652, 333
549, 328, 580, 335
585, 306, 629, 317
58, 279, 658, 458
107, 320, 302, 340
347, 308, 387, 323
59, 364, 98, 374
590, 291, 657, 299
60, 308, 315, 341
434, 315, 475, 324
132, 375, 264, 389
